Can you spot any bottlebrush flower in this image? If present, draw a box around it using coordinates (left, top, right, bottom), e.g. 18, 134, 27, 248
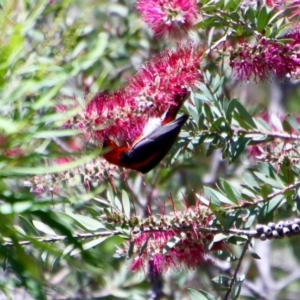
229, 34, 300, 82
136, 0, 198, 37
24, 157, 119, 196
84, 90, 146, 146
127, 207, 227, 274
130, 230, 208, 274
71, 45, 202, 148
61, 45, 203, 173
265, 0, 283, 7
128, 45, 203, 115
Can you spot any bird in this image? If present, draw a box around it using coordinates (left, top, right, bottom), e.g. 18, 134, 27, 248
102, 92, 189, 173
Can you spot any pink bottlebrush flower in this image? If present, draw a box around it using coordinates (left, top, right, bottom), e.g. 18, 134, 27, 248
265, 0, 283, 7
265, 0, 275, 7
128, 45, 203, 112
247, 145, 264, 161
84, 90, 146, 146
230, 35, 300, 82
71, 45, 202, 148
136, 0, 198, 37
150, 253, 164, 274
130, 257, 145, 272
129, 228, 225, 274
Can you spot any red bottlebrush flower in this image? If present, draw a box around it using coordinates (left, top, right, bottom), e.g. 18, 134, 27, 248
129, 229, 222, 274
77, 45, 202, 146
127, 208, 227, 274
84, 90, 146, 146
230, 34, 300, 82
128, 45, 203, 112
130, 257, 145, 273
65, 45, 203, 172
265, 0, 281, 7
136, 0, 198, 37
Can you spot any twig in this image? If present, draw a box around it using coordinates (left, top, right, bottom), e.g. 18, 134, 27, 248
3, 212, 300, 247
235, 128, 300, 141
2, 230, 121, 247
228, 179, 300, 210
200, 128, 300, 141
205, 30, 233, 55
223, 238, 251, 300
0, 226, 261, 247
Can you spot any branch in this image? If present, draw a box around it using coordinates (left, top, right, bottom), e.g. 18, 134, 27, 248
3, 218, 300, 247
223, 238, 251, 300
235, 128, 300, 141
2, 230, 121, 247
200, 127, 300, 141
205, 30, 233, 55
228, 179, 300, 210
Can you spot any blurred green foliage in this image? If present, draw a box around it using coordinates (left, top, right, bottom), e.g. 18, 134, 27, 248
1, 0, 300, 300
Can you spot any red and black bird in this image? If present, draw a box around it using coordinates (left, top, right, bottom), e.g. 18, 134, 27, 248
103, 92, 189, 173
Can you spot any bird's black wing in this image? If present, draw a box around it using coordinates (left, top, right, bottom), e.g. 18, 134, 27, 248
121, 114, 188, 173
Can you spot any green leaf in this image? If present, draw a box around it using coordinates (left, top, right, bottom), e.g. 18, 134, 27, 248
257, 6, 269, 33
186, 102, 200, 123
226, 99, 236, 124
209, 204, 227, 228
244, 7, 256, 23
210, 117, 229, 132
204, 187, 236, 205
254, 172, 285, 189
258, 195, 284, 222
0, 201, 33, 214
204, 103, 214, 123
220, 180, 240, 204
212, 275, 231, 287
188, 289, 216, 300
213, 250, 237, 261
70, 237, 109, 256
207, 27, 215, 47
122, 190, 131, 219
229, 137, 249, 162
232, 275, 245, 299
32, 220, 57, 236
286, 114, 300, 133
67, 213, 105, 231
233, 101, 257, 129
248, 244, 261, 259
2, 150, 101, 175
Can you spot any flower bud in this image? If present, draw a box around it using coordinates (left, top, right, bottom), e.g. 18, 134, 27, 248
284, 221, 293, 229
259, 233, 267, 241
294, 218, 300, 225
291, 223, 300, 233
255, 224, 264, 234
282, 227, 291, 236
268, 222, 275, 229
263, 226, 272, 236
